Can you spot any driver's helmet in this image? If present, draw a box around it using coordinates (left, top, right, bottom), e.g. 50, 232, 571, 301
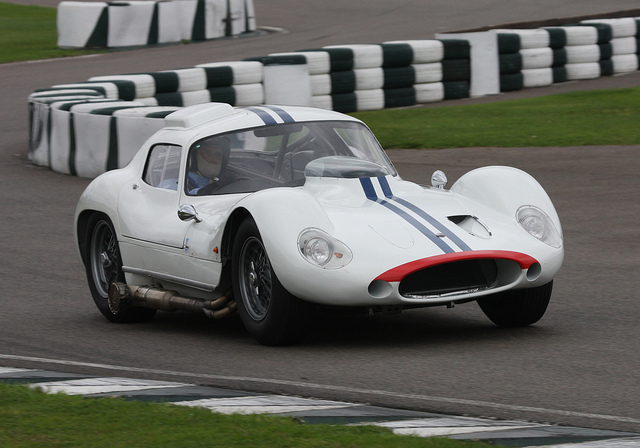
194, 137, 230, 179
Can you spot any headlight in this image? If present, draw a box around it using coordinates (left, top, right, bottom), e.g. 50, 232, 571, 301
298, 229, 352, 269
517, 206, 562, 248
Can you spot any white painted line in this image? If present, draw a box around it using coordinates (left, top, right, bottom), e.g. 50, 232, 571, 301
172, 395, 357, 415
369, 416, 542, 437
539, 437, 640, 448
375, 416, 543, 429
392, 425, 539, 437
3, 354, 640, 425
257, 26, 287, 34
0, 367, 36, 374
31, 377, 192, 395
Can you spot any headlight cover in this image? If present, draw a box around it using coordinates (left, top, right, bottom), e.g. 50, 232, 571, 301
298, 229, 353, 269
517, 206, 563, 248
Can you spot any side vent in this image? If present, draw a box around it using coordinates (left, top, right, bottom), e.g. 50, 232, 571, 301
164, 103, 236, 129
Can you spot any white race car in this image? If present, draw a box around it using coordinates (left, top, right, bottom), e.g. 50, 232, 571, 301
75, 103, 564, 345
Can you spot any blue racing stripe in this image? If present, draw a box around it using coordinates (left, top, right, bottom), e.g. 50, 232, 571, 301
379, 200, 456, 253
244, 107, 277, 125
377, 176, 471, 252
378, 176, 393, 198
360, 177, 378, 201
392, 196, 472, 252
263, 106, 295, 123
360, 178, 455, 254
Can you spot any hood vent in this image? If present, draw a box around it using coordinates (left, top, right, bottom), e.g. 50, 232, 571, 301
448, 215, 491, 239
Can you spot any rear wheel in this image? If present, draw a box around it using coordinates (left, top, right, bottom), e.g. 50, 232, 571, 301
232, 218, 310, 346
477, 281, 553, 327
85, 214, 156, 323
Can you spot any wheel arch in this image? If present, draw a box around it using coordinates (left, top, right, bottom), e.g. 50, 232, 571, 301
76, 210, 112, 266
218, 207, 253, 292
225, 188, 335, 292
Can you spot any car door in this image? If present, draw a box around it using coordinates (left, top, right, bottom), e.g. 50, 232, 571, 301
118, 144, 192, 272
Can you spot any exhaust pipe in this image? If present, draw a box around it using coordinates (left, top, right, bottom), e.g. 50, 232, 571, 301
108, 283, 236, 319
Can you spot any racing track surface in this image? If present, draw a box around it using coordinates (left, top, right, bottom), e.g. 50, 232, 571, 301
1, 0, 640, 433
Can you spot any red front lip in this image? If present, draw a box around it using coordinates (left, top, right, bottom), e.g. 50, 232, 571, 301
375, 250, 538, 282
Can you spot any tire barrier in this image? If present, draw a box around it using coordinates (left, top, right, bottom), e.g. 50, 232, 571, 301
439, 40, 471, 100
28, 60, 264, 175
496, 29, 556, 91
552, 24, 613, 81
495, 18, 640, 92
84, 62, 266, 107
57, 0, 257, 49
30, 15, 640, 177
28, 93, 180, 177
266, 40, 459, 113
581, 18, 639, 74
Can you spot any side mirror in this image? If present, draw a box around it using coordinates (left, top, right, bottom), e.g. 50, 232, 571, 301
431, 170, 447, 189
178, 204, 202, 222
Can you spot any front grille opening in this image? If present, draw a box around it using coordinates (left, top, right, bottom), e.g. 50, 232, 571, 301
399, 259, 498, 298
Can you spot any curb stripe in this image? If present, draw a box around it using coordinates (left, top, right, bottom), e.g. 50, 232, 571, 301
5, 367, 640, 446
3, 357, 640, 426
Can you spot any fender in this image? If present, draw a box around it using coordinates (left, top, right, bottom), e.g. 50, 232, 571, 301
74, 167, 137, 251
451, 166, 562, 234
233, 186, 334, 284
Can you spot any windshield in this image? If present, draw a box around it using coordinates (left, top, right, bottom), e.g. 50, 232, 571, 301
186, 120, 397, 195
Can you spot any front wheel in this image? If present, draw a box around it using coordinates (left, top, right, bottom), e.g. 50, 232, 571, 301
477, 281, 553, 327
84, 214, 156, 323
232, 218, 310, 346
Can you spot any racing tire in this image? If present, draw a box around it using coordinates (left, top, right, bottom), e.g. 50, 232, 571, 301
84, 214, 156, 323
232, 218, 310, 346
477, 281, 553, 327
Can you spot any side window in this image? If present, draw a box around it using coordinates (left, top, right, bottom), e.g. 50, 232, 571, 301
143, 144, 182, 191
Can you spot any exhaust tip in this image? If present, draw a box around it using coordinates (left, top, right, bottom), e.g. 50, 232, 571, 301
107, 282, 130, 314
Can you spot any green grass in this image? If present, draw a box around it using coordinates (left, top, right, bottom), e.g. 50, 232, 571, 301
0, 383, 497, 448
353, 87, 640, 149
0, 2, 105, 63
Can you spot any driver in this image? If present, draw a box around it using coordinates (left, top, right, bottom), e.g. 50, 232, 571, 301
187, 137, 234, 194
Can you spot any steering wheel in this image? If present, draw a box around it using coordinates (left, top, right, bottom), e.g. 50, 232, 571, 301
197, 181, 221, 195
287, 132, 315, 154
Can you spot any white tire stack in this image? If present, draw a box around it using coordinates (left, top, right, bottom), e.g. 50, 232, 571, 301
582, 18, 639, 74
385, 40, 445, 104
545, 25, 612, 80
495, 29, 554, 91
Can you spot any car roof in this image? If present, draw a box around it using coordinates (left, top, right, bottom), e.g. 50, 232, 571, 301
163, 103, 363, 137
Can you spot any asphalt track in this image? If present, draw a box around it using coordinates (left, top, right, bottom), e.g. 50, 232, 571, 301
1, 0, 640, 434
